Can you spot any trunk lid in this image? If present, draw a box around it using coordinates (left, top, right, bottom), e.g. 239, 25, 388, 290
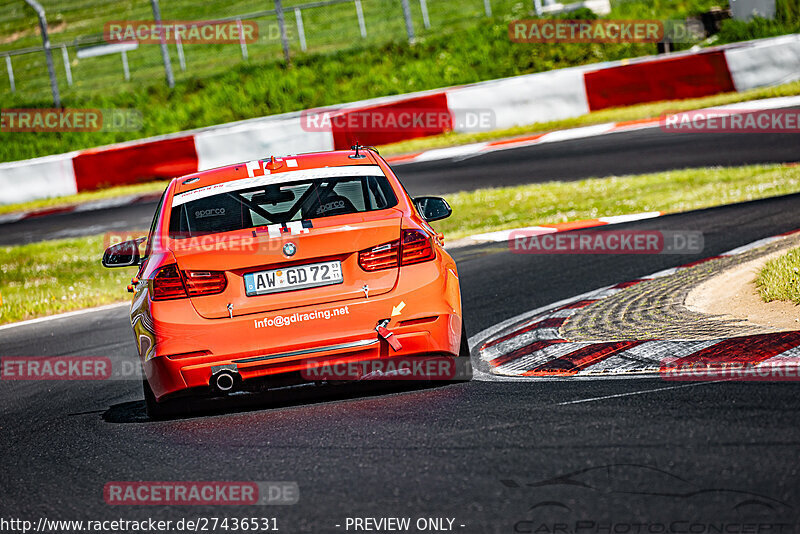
171, 210, 401, 319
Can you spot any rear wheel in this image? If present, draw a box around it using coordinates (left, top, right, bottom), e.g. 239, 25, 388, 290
142, 379, 191, 419
453, 320, 472, 382
459, 320, 470, 358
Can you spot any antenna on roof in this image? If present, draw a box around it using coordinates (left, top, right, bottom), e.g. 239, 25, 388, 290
349, 144, 366, 159
265, 155, 284, 170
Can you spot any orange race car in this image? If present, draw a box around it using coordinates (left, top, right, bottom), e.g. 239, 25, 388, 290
102, 147, 468, 417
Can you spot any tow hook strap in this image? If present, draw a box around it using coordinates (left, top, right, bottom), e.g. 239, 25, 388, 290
376, 324, 402, 351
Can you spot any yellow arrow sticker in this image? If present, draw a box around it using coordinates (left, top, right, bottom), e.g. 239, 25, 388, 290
391, 301, 406, 317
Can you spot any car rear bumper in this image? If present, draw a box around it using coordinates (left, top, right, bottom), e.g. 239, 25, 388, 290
143, 261, 462, 400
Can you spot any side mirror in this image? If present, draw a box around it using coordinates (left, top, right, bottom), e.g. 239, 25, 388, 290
102, 238, 145, 268
413, 196, 452, 222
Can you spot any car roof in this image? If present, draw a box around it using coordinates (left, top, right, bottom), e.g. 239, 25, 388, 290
173, 150, 383, 196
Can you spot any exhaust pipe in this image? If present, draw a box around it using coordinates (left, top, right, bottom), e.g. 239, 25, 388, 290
215, 371, 236, 392
210, 365, 240, 394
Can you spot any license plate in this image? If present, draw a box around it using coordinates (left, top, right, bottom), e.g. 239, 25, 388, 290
244, 261, 343, 296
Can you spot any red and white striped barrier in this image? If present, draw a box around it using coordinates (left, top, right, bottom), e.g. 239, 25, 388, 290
1, 35, 798, 206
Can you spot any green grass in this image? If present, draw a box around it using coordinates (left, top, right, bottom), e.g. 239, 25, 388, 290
431, 163, 800, 240
0, 17, 658, 163
716, 0, 800, 45
0, 0, 745, 164
0, 0, 726, 105
379, 79, 800, 156
756, 246, 800, 305
0, 0, 506, 100
3, 162, 800, 324
0, 180, 169, 216
0, 235, 138, 325
4, 78, 800, 217
4, 0, 795, 166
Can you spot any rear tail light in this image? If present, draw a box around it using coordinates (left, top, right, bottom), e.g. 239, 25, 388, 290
358, 229, 435, 271
400, 229, 435, 265
151, 264, 227, 300
183, 270, 228, 296
358, 241, 400, 271
152, 264, 187, 300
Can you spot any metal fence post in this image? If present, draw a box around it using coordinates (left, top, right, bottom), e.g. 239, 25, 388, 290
175, 32, 186, 71
24, 0, 60, 107
294, 8, 307, 52
533, 0, 543, 16
400, 0, 415, 42
150, 0, 175, 88
354, 0, 367, 38
484, 0, 492, 17
236, 18, 249, 60
121, 49, 130, 81
61, 45, 72, 86
5, 55, 15, 93
419, 0, 430, 29
274, 0, 291, 64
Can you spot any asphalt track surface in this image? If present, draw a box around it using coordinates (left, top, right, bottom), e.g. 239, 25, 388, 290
3, 192, 800, 531
2, 126, 799, 245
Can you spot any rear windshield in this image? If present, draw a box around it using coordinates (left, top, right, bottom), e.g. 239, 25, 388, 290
169, 173, 398, 238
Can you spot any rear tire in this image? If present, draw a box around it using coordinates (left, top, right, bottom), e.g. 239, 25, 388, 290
459, 321, 470, 358
143, 379, 190, 419
453, 319, 473, 382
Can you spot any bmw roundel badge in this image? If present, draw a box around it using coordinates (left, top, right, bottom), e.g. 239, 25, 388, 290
283, 242, 297, 257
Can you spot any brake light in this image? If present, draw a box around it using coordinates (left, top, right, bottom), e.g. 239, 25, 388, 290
152, 264, 187, 300
183, 270, 228, 296
151, 265, 227, 300
400, 229, 435, 265
359, 240, 400, 271
358, 229, 435, 271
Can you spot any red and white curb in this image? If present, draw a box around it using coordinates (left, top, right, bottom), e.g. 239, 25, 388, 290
386, 94, 800, 166
468, 228, 800, 381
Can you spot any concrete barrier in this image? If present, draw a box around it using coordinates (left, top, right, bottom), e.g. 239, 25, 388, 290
724, 34, 800, 91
